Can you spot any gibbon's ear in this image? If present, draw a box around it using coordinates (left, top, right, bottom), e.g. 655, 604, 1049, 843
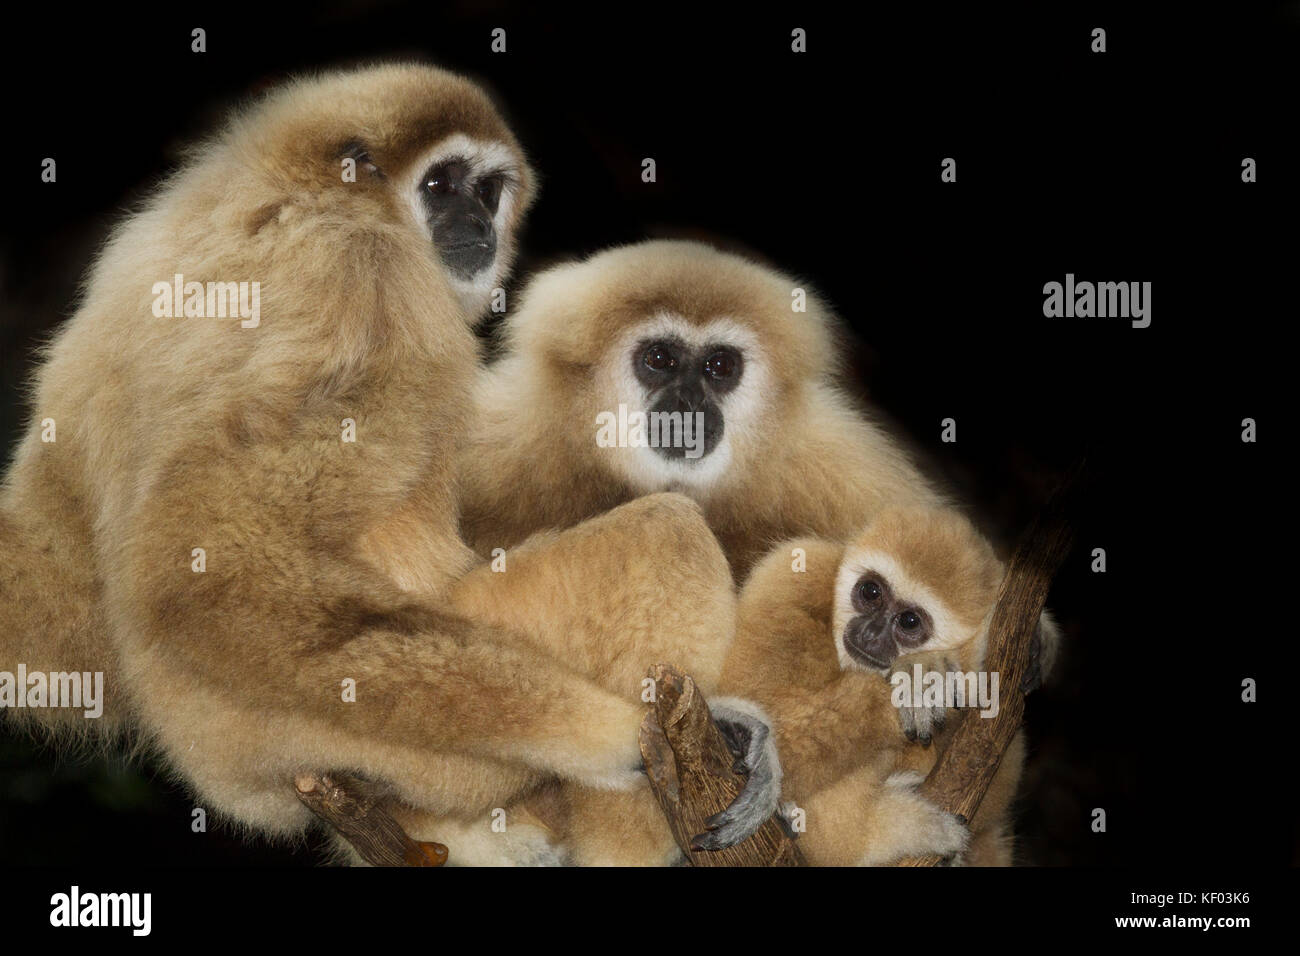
338, 139, 384, 179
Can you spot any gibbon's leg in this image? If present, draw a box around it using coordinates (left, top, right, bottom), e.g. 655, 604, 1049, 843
383, 800, 569, 868
119, 481, 775, 841
559, 784, 685, 866
447, 493, 753, 865
448, 495, 801, 862
447, 494, 737, 701
794, 764, 969, 866
113, 498, 719, 835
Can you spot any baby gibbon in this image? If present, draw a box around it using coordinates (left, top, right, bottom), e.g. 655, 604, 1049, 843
717, 506, 1029, 865
523, 505, 1028, 865
466, 241, 1056, 862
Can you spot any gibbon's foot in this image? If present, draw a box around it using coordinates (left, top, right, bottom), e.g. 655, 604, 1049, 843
860, 771, 969, 866
895, 655, 955, 746
689, 697, 782, 851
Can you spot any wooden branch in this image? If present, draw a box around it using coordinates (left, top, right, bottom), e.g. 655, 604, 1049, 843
294, 772, 448, 867
898, 459, 1083, 866
639, 664, 805, 866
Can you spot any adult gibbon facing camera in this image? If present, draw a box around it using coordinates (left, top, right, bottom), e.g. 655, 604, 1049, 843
0, 65, 776, 861
461, 239, 1059, 718
460, 239, 944, 581
464, 240, 1059, 861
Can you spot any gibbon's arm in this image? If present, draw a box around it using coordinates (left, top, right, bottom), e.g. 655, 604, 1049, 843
290, 613, 650, 789
124, 465, 741, 801
119, 491, 664, 794
130, 586, 651, 792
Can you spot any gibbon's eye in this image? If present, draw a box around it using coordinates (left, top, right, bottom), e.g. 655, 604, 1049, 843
857, 579, 882, 604
703, 350, 737, 379
897, 609, 921, 631
425, 160, 467, 196
476, 175, 504, 214
643, 343, 677, 372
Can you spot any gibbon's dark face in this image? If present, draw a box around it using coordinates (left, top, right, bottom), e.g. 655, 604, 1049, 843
419, 157, 506, 279
841, 572, 933, 670
631, 337, 744, 460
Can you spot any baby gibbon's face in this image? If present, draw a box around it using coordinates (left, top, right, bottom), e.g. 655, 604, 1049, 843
831, 507, 1003, 674
840, 568, 935, 670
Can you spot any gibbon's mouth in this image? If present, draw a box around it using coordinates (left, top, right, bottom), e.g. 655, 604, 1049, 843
842, 631, 892, 672
648, 409, 723, 462
651, 443, 714, 462
439, 239, 496, 279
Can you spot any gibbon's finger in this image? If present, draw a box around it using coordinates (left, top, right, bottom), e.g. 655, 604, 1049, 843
690, 759, 777, 850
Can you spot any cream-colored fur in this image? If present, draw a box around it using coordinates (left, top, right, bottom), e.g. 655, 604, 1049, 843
460, 242, 1038, 863
534, 507, 1025, 866
718, 512, 1023, 866
459, 240, 945, 581
0, 65, 739, 859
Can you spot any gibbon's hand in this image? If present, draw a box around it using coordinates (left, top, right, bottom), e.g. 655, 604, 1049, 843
894, 653, 957, 747
690, 697, 782, 851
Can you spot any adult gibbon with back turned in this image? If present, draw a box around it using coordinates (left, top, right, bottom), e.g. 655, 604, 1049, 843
0, 65, 776, 862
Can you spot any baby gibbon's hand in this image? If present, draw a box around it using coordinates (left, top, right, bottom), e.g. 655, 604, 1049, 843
893, 652, 958, 746
690, 697, 783, 851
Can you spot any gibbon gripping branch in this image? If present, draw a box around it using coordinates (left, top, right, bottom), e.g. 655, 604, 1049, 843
298, 461, 1082, 867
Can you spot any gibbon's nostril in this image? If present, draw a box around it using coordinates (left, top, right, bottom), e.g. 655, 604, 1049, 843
675, 382, 705, 413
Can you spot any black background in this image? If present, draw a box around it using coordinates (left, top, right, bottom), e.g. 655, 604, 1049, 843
1, 0, 1295, 871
